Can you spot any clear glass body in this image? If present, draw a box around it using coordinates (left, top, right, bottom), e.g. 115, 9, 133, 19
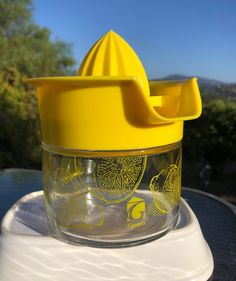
42, 142, 182, 247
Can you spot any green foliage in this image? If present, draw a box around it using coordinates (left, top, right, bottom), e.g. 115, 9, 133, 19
0, 0, 32, 34
0, 0, 75, 76
183, 98, 236, 198
184, 99, 236, 164
0, 66, 39, 167
0, 0, 76, 168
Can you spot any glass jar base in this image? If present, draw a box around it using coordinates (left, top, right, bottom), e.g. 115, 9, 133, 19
50, 211, 179, 248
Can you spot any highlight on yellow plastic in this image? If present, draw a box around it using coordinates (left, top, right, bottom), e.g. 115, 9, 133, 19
27, 30, 202, 151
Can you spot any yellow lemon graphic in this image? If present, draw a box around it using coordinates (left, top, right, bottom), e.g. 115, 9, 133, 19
92, 156, 147, 203
48, 167, 104, 229
149, 164, 180, 215
47, 168, 86, 226
49, 168, 80, 193
55, 196, 104, 229
73, 157, 85, 177
127, 197, 146, 228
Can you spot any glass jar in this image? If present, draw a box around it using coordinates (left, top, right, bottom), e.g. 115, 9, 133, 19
42, 142, 182, 247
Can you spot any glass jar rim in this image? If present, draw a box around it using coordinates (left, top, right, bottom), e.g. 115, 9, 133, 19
42, 141, 181, 157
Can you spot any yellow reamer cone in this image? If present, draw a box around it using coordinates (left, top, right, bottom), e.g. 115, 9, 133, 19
27, 31, 202, 151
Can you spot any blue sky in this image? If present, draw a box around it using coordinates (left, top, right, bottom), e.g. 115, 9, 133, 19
33, 0, 236, 83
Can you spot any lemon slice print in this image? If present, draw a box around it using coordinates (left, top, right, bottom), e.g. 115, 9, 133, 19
91, 156, 147, 203
48, 167, 105, 229
54, 195, 104, 229
149, 164, 180, 215
47, 168, 85, 225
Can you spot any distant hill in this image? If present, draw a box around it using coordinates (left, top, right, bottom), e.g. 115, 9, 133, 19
161, 74, 226, 87
154, 74, 236, 101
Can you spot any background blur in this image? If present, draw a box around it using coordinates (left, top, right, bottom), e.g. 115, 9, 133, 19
0, 0, 235, 202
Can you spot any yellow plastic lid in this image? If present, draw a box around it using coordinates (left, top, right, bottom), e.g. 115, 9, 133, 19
27, 31, 202, 151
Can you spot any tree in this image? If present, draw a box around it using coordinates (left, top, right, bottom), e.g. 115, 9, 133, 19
184, 99, 236, 164
0, 0, 76, 168
183, 98, 236, 198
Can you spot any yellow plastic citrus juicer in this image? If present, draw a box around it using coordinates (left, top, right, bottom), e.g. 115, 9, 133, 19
27, 30, 202, 247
